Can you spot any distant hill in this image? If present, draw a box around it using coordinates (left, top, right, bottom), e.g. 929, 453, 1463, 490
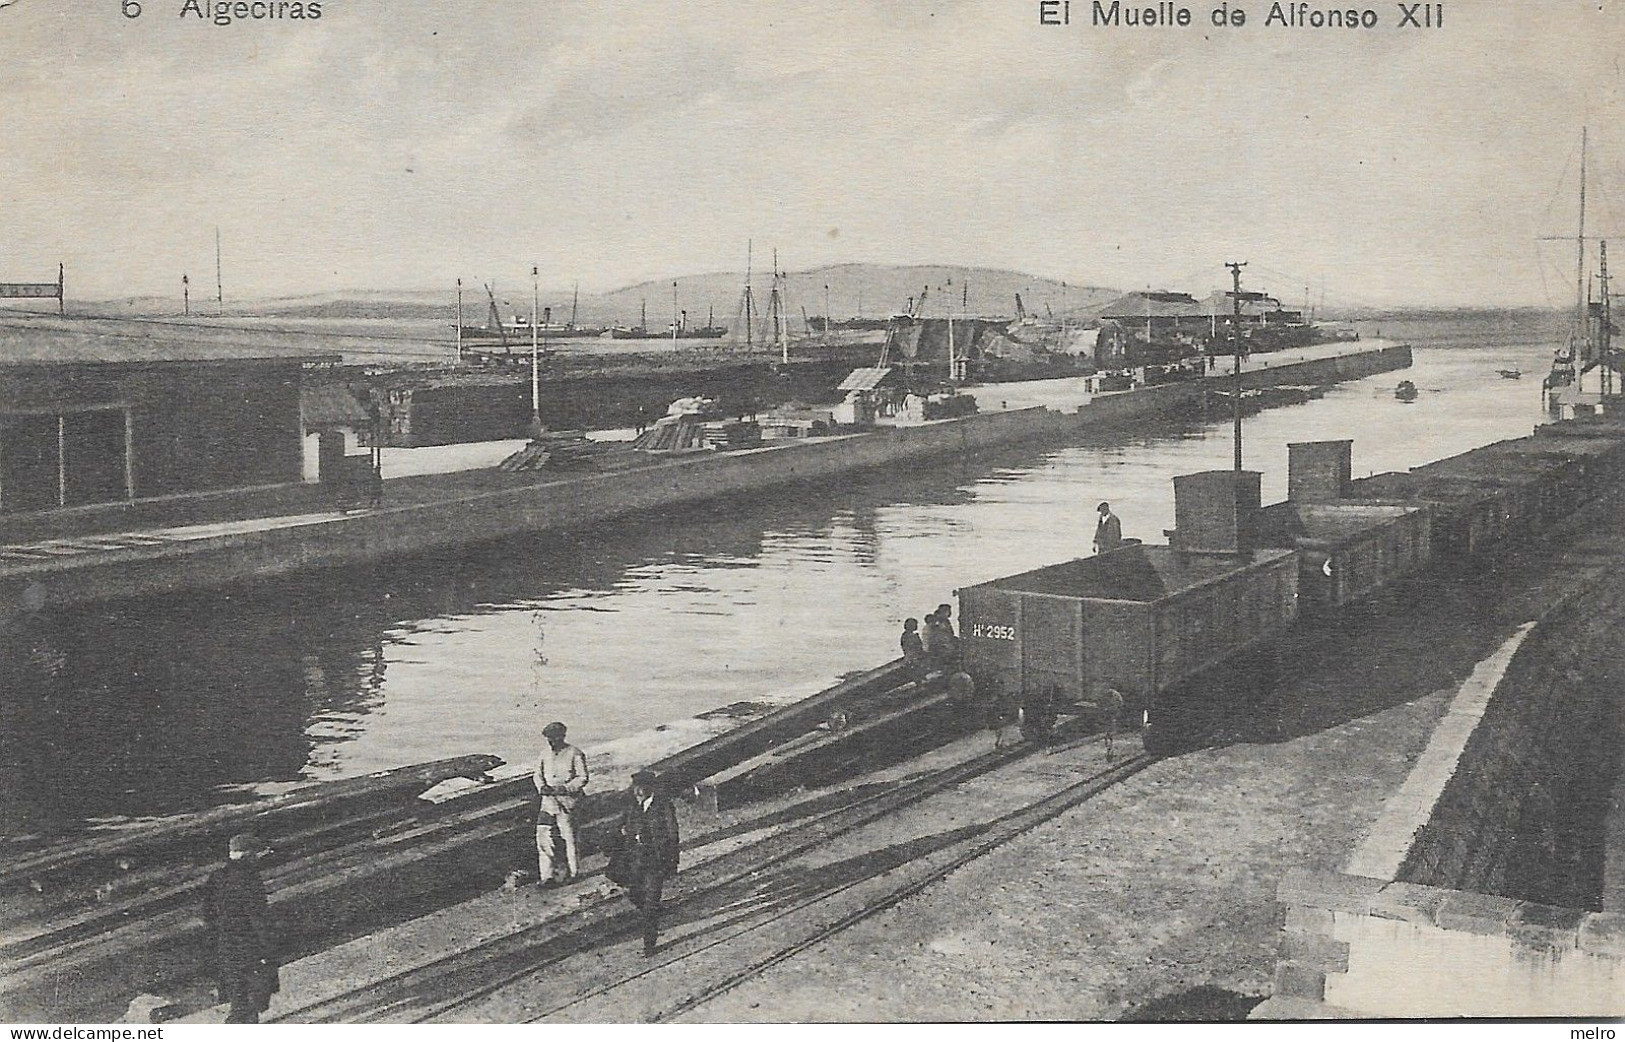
77, 265, 1120, 328
599, 264, 1119, 331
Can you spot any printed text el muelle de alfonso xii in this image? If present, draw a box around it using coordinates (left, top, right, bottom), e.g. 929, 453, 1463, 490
1040, 2, 1445, 30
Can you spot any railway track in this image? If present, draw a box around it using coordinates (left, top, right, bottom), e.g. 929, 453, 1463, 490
535, 750, 1155, 1025
274, 731, 1150, 1023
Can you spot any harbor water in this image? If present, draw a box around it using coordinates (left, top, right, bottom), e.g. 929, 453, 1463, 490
0, 314, 1565, 838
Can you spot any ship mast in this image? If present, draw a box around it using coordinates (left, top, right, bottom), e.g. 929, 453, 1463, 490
1601, 240, 1613, 397
768, 248, 789, 364
745, 241, 755, 352
1576, 126, 1590, 367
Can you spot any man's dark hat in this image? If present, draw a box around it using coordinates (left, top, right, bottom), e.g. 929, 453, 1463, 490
1098, 501, 1111, 512
631, 770, 660, 788
542, 721, 567, 738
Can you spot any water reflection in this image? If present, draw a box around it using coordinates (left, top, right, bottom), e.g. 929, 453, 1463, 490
0, 321, 1563, 836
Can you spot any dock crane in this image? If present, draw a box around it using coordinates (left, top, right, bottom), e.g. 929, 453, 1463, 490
878, 284, 930, 368
484, 284, 510, 351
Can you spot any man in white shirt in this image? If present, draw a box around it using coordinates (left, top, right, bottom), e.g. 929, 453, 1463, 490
533, 721, 589, 884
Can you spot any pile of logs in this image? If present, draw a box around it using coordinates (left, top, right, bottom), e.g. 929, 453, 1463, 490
498, 430, 610, 471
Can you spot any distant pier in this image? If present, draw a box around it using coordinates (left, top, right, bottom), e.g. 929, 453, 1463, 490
0, 344, 1411, 614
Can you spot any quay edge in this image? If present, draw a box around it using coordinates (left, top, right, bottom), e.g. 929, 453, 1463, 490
0, 344, 1411, 613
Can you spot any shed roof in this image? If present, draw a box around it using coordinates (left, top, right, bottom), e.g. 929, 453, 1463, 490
0, 314, 341, 366
837, 366, 894, 391
1195, 292, 1300, 318
301, 384, 371, 427
1099, 291, 1202, 321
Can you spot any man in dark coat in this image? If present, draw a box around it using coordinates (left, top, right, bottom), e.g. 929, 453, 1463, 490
1093, 502, 1123, 555
900, 618, 926, 680
203, 833, 279, 1023
928, 603, 960, 671
616, 770, 680, 957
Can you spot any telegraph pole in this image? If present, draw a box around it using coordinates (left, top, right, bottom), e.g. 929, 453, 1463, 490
530, 266, 542, 436
1226, 261, 1248, 471
182, 274, 190, 317
455, 279, 463, 364
1601, 241, 1613, 397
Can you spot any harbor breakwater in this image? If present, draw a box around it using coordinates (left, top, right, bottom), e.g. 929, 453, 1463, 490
0, 345, 1410, 613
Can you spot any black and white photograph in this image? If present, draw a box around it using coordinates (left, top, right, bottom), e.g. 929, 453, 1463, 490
0, 0, 1622, 1027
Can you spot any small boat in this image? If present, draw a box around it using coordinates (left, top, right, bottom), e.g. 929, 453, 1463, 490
1395, 380, 1419, 402
1498, 368, 1523, 380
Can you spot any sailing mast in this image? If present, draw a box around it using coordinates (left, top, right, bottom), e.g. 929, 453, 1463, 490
215, 227, 224, 316
570, 282, 580, 331
1601, 240, 1613, 397
1576, 126, 1590, 371
768, 249, 789, 364
744, 241, 755, 352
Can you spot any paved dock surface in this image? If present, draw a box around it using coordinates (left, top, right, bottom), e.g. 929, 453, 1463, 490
168, 493, 1621, 1024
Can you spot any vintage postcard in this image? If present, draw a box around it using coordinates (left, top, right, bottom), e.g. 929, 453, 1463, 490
0, 0, 1621, 1030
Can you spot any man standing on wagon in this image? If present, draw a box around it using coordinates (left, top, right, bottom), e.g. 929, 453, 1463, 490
1093, 501, 1123, 555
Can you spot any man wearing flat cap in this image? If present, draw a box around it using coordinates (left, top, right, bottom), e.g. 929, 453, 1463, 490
617, 770, 680, 956
533, 721, 589, 884
203, 833, 279, 1023
1093, 501, 1122, 555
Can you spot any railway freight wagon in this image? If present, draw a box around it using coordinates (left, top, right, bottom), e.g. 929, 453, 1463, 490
1504, 433, 1625, 501
1253, 502, 1432, 611
956, 543, 1300, 755
1411, 446, 1587, 532
1345, 472, 1516, 560
1288, 431, 1530, 562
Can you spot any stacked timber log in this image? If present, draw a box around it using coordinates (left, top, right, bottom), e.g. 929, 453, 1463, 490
700, 420, 763, 450
631, 396, 763, 453
632, 417, 762, 452
498, 430, 609, 471
631, 415, 708, 452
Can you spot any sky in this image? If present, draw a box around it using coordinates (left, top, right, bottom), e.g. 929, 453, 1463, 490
0, 0, 1622, 307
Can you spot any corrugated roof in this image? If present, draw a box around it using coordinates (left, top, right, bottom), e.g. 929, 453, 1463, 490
1099, 291, 1202, 320
1196, 292, 1301, 319
837, 367, 894, 391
